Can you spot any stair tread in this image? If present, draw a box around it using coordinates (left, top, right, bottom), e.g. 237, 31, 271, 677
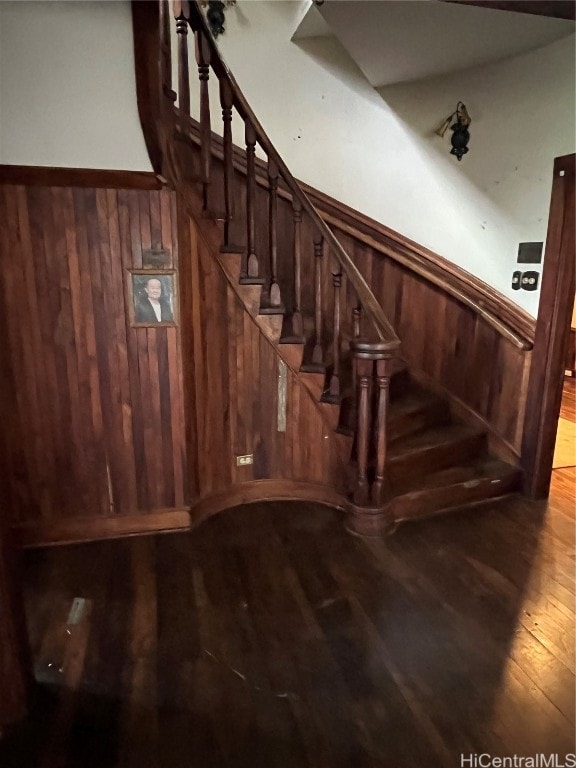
388, 388, 446, 418
391, 457, 519, 497
388, 422, 484, 457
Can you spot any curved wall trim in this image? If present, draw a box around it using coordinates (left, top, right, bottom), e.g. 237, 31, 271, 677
189, 480, 347, 531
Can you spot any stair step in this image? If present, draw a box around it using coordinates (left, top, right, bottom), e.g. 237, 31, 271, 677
259, 303, 286, 316
337, 381, 450, 440
389, 458, 521, 523
258, 315, 284, 344
388, 387, 451, 443
299, 371, 326, 401
278, 343, 304, 372
217, 252, 262, 318
388, 423, 487, 481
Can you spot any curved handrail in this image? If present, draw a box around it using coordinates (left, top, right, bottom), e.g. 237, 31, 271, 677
183, 1, 400, 351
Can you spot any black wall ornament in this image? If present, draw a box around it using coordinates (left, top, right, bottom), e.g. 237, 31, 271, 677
435, 102, 472, 161
200, 0, 236, 38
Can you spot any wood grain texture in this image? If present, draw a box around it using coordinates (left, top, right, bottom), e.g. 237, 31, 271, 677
0, 522, 30, 728
1, 465, 573, 764
179, 207, 351, 505
522, 154, 576, 496
0, 165, 162, 190
0, 183, 187, 537
174, 119, 533, 459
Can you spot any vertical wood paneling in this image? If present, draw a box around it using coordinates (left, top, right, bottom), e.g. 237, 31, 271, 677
177, 210, 351, 503
0, 183, 186, 534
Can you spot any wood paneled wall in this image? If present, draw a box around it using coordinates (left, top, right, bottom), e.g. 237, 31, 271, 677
215, 156, 532, 459
0, 183, 187, 544
341, 235, 532, 457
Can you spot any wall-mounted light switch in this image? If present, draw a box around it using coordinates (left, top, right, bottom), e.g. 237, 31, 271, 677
520, 271, 539, 291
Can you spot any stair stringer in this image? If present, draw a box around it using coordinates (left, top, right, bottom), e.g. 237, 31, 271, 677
177, 183, 356, 521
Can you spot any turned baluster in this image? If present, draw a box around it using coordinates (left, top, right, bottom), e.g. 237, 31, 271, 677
354, 359, 373, 506
353, 304, 362, 339
220, 78, 234, 248
175, 7, 190, 125
352, 303, 363, 397
328, 271, 343, 401
290, 199, 304, 340
372, 359, 392, 506
312, 233, 324, 367
160, 0, 172, 95
244, 120, 260, 279
267, 158, 282, 307
195, 29, 212, 207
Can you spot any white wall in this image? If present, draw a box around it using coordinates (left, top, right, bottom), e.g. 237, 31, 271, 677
213, 1, 575, 317
0, 1, 151, 171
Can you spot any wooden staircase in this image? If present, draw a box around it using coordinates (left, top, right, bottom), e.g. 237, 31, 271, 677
134, 0, 522, 535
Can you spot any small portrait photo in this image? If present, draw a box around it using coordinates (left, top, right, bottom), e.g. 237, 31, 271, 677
130, 271, 177, 326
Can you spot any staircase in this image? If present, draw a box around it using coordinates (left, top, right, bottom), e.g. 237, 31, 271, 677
133, 0, 521, 535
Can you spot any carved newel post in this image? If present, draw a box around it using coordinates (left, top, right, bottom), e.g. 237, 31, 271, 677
346, 338, 400, 536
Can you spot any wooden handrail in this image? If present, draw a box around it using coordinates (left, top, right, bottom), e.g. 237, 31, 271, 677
183, 2, 400, 351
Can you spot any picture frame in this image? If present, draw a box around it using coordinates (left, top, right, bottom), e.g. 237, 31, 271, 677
127, 269, 178, 327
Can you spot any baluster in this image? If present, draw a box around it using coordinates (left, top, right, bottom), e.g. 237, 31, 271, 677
220, 78, 234, 248
327, 270, 343, 402
372, 359, 391, 506
352, 303, 362, 398
244, 120, 262, 280
195, 29, 212, 208
353, 304, 362, 339
267, 158, 282, 307
311, 233, 324, 367
160, 0, 172, 96
354, 359, 373, 506
291, 199, 304, 339
175, 6, 190, 126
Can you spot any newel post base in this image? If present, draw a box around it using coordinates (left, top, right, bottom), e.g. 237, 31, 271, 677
345, 500, 393, 538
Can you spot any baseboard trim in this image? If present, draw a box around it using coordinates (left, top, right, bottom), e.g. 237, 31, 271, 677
14, 508, 191, 549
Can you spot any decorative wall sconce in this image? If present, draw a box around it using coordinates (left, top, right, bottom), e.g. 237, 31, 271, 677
200, 0, 236, 38
436, 102, 472, 161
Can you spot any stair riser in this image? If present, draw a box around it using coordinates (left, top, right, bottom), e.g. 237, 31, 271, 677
388, 433, 487, 484
388, 403, 450, 444
391, 472, 521, 523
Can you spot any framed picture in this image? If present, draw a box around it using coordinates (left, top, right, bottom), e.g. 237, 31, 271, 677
128, 270, 177, 327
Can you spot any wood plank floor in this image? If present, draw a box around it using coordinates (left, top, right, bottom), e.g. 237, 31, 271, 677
1, 386, 574, 767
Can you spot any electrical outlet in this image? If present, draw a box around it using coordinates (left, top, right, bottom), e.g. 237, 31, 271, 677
512, 271, 521, 290
236, 454, 253, 466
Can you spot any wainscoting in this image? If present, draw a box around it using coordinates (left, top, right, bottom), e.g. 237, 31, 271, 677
0, 177, 187, 544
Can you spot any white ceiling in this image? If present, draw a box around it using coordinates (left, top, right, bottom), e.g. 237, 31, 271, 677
293, 1, 575, 86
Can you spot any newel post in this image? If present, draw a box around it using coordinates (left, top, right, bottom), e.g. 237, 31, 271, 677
346, 339, 399, 537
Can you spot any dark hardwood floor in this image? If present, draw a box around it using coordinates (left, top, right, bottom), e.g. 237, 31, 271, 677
1, 409, 574, 766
